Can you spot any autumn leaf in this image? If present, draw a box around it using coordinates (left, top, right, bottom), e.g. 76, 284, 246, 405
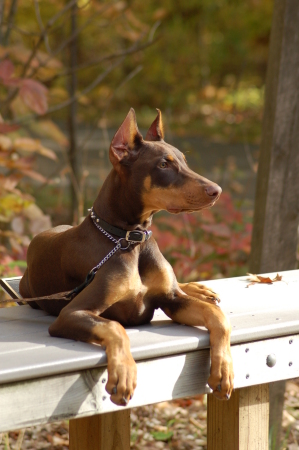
246, 273, 283, 287
14, 137, 57, 160
0, 173, 22, 191
19, 79, 48, 115
20, 169, 48, 183
28, 120, 69, 147
0, 59, 20, 87
273, 273, 283, 282
0, 135, 12, 150
0, 59, 14, 80
0, 123, 20, 134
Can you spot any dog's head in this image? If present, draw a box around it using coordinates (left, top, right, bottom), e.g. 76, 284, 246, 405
109, 108, 221, 217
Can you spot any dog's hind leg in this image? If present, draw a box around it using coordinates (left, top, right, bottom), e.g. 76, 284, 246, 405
19, 269, 41, 309
49, 308, 137, 406
19, 269, 30, 297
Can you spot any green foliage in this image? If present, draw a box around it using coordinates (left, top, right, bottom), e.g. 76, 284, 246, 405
1, 0, 273, 140
110, 0, 273, 141
151, 430, 173, 442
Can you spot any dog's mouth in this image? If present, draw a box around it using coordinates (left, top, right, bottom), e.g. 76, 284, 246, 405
167, 208, 195, 214
167, 198, 219, 214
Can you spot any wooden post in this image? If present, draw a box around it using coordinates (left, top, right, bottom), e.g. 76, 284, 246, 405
207, 384, 269, 450
69, 410, 131, 450
249, 0, 299, 447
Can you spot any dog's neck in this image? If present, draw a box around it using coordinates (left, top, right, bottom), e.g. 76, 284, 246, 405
93, 169, 153, 231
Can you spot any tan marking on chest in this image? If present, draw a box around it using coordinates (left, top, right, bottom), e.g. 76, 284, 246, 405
143, 264, 174, 296
101, 259, 174, 310
104, 267, 144, 306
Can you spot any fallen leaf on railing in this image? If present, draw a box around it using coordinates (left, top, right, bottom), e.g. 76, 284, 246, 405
246, 273, 282, 288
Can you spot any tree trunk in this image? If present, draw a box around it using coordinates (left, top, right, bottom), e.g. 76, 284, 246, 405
249, 0, 299, 447
68, 2, 80, 224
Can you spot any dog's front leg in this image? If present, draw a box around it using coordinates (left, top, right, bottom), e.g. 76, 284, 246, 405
160, 292, 233, 400
49, 309, 137, 406
179, 282, 220, 305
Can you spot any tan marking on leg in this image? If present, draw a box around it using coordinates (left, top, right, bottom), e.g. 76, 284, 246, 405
49, 310, 137, 406
179, 282, 220, 304
161, 295, 233, 400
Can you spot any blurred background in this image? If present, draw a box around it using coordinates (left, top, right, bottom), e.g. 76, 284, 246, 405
0, 0, 275, 284
1, 2, 298, 449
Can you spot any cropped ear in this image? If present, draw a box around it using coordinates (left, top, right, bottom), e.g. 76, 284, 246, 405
109, 108, 143, 166
145, 109, 164, 141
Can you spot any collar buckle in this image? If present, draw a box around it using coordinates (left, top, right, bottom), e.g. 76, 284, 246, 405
126, 230, 147, 243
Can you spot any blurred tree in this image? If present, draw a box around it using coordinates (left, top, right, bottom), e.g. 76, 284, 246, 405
112, 0, 273, 139
250, 0, 299, 447
0, 0, 276, 277
0, 0, 157, 223
0, 0, 156, 276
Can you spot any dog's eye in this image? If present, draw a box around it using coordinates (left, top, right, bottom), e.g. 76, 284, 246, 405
158, 161, 168, 169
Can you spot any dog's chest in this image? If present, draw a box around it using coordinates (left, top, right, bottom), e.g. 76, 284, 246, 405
100, 262, 174, 326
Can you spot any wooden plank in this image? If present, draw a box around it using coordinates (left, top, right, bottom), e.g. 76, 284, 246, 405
69, 410, 130, 450
0, 350, 210, 432
0, 305, 51, 320
269, 380, 286, 448
207, 389, 240, 449
239, 384, 269, 448
0, 272, 299, 387
207, 384, 269, 449
0, 317, 298, 388
0, 335, 297, 433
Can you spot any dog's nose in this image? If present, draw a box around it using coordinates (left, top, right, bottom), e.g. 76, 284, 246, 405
205, 184, 222, 197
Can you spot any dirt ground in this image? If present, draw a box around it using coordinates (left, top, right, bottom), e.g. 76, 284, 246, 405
1, 380, 299, 450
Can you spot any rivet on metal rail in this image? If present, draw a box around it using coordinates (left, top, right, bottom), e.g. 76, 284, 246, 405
266, 354, 276, 367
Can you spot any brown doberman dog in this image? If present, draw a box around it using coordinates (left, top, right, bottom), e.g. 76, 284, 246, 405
19, 108, 233, 406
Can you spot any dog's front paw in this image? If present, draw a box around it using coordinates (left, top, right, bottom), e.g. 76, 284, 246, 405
208, 347, 234, 400
106, 354, 137, 406
179, 282, 220, 305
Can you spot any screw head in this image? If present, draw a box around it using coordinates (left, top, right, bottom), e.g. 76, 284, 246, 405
102, 378, 106, 383
246, 374, 250, 379
266, 354, 277, 368
245, 348, 249, 353
289, 339, 293, 344
289, 362, 293, 367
